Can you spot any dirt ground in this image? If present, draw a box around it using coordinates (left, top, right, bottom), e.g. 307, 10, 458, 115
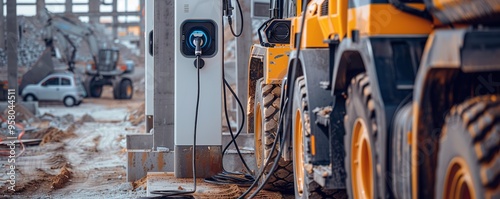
0, 87, 148, 199
0, 70, 288, 198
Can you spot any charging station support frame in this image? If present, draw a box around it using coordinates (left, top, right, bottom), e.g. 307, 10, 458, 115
126, 0, 176, 182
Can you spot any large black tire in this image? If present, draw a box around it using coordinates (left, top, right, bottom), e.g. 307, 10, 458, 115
435, 95, 500, 199
391, 103, 412, 199
293, 76, 346, 199
86, 76, 103, 98
344, 73, 379, 199
114, 79, 133, 100
254, 78, 294, 192
113, 79, 121, 99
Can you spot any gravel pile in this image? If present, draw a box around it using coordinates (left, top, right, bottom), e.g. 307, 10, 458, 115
0, 16, 112, 69
0, 16, 46, 69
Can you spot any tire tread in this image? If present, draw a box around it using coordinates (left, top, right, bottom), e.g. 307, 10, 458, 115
255, 79, 294, 192
448, 95, 500, 194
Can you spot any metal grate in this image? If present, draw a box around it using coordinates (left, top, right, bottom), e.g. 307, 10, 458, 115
321, 0, 329, 16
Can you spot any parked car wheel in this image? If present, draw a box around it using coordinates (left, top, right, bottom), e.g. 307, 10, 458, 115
24, 94, 37, 102
64, 96, 76, 107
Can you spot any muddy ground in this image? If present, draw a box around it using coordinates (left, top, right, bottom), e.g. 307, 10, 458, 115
0, 87, 148, 199
0, 63, 289, 198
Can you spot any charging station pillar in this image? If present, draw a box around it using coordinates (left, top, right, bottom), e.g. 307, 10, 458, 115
174, 0, 223, 178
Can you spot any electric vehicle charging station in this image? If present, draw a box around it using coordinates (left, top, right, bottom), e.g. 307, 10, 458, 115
174, 0, 223, 178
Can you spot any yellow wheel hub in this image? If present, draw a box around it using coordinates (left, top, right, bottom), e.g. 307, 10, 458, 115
351, 119, 373, 199
443, 158, 475, 199
294, 110, 305, 196
255, 103, 263, 169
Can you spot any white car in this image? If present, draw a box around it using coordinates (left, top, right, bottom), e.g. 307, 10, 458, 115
22, 72, 86, 107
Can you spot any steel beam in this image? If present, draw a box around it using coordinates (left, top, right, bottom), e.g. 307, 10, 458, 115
65, 0, 72, 14
88, 0, 100, 24
112, 0, 118, 39
153, 0, 175, 151
126, 0, 175, 182
36, 0, 45, 17
73, 11, 141, 17
144, 0, 154, 133
139, 0, 145, 57
6, 0, 18, 94
235, 0, 252, 134
103, 22, 140, 27
0, 0, 4, 49
17, 2, 87, 6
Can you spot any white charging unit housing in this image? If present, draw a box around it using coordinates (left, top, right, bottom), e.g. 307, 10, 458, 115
174, 0, 223, 178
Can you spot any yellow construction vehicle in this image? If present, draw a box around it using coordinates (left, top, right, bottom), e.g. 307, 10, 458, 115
248, 0, 500, 198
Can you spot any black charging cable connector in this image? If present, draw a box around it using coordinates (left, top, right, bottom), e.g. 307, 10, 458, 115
194, 37, 203, 56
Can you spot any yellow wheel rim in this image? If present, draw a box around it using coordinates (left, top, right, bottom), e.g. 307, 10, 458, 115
351, 119, 373, 199
255, 102, 263, 169
126, 85, 132, 96
294, 109, 305, 196
444, 158, 476, 199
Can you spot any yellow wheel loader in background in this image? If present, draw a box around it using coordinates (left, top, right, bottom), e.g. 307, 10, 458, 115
247, 0, 500, 198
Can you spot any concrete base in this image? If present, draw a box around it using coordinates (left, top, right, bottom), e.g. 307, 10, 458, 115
126, 133, 153, 150
127, 150, 175, 182
222, 149, 256, 173
174, 145, 222, 178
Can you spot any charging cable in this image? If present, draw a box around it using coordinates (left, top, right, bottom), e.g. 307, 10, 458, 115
238, 0, 310, 197
204, 1, 257, 187
225, 0, 244, 37
146, 37, 204, 198
204, 44, 255, 186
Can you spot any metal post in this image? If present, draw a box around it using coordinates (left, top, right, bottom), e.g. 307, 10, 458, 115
235, 0, 252, 134
125, 0, 176, 182
139, 0, 145, 57
36, 0, 46, 17
88, 0, 100, 24
144, 0, 154, 133
0, 0, 4, 49
6, 0, 18, 93
153, 0, 175, 150
65, 0, 73, 14
112, 0, 118, 40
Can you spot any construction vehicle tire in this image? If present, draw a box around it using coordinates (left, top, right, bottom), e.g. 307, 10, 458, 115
113, 79, 121, 100
344, 73, 378, 199
293, 76, 347, 199
254, 78, 294, 192
119, 79, 133, 99
391, 103, 412, 199
435, 95, 500, 199
86, 76, 103, 98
